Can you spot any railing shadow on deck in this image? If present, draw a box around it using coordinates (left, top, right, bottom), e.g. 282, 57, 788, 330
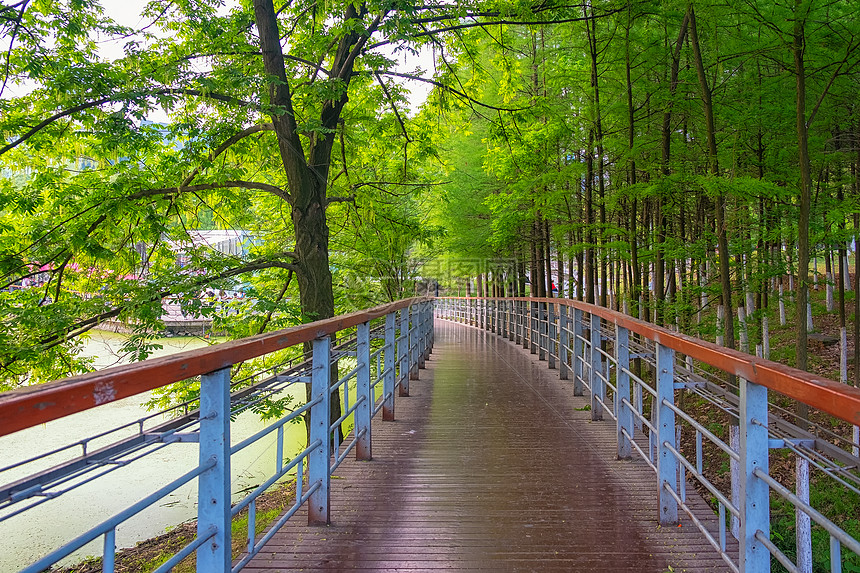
0, 298, 434, 573
436, 296, 860, 573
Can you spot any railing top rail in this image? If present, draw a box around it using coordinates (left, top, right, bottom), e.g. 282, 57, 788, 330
439, 296, 860, 426
0, 298, 426, 438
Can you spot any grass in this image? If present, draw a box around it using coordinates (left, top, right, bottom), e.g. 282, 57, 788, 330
770, 477, 860, 573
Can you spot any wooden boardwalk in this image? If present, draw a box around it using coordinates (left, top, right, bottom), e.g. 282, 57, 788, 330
243, 319, 731, 572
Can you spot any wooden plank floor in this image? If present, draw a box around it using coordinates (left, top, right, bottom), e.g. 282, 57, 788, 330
242, 319, 733, 572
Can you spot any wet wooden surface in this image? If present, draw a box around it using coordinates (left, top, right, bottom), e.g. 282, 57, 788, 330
242, 319, 732, 572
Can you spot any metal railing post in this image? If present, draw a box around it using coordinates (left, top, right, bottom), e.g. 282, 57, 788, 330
530, 301, 538, 355
656, 342, 678, 525
409, 305, 420, 380
548, 302, 557, 369
538, 302, 546, 361
383, 311, 396, 420
590, 313, 603, 420
427, 301, 435, 353
559, 304, 569, 380
308, 336, 331, 525
515, 300, 522, 344
522, 300, 530, 350
573, 308, 584, 396
197, 367, 231, 572
615, 325, 632, 459
418, 304, 427, 370
740, 377, 770, 572
398, 308, 410, 396
500, 299, 505, 337
355, 321, 372, 460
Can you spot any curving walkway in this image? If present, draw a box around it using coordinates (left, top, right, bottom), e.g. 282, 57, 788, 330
242, 319, 730, 572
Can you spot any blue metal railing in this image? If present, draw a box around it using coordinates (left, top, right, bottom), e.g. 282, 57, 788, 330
437, 296, 860, 573
0, 298, 435, 573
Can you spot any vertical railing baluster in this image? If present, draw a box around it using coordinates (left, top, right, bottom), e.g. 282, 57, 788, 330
418, 303, 427, 370
308, 337, 331, 526
500, 298, 505, 337
430, 300, 436, 350
399, 307, 411, 395
276, 425, 284, 472
356, 321, 372, 460
616, 325, 632, 459
538, 302, 546, 361
383, 312, 396, 420
493, 298, 498, 333
656, 342, 678, 525
197, 367, 232, 569
426, 301, 433, 357
559, 304, 569, 380
247, 499, 256, 553
573, 308, 584, 396
490, 298, 495, 333
513, 299, 519, 343
739, 376, 770, 571
409, 305, 420, 381
103, 528, 116, 573
590, 313, 603, 420
522, 300, 530, 350
548, 302, 557, 369
425, 301, 434, 355
831, 537, 842, 573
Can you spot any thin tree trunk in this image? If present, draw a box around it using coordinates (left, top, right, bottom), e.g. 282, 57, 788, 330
793, 3, 812, 425
689, 3, 735, 350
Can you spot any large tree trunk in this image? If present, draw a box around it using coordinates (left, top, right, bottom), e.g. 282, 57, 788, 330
254, 0, 370, 439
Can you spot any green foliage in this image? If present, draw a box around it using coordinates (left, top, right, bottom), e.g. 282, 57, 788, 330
770, 476, 860, 573
0, 0, 450, 388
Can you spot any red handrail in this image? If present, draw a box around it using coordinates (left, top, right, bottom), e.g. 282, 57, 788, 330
440, 297, 860, 427
0, 298, 425, 438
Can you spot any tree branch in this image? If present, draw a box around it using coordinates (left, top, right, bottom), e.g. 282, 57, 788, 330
326, 194, 356, 206
6, 255, 301, 364
807, 35, 860, 128
367, 9, 622, 50
129, 180, 291, 203
0, 0, 29, 98
182, 123, 275, 187
0, 87, 259, 157
373, 71, 410, 141
376, 70, 528, 112
335, 12, 385, 81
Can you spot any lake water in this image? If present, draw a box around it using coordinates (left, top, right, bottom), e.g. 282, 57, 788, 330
0, 331, 308, 572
